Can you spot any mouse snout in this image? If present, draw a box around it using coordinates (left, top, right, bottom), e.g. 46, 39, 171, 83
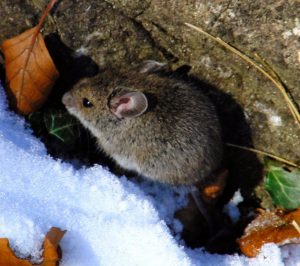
62, 92, 76, 108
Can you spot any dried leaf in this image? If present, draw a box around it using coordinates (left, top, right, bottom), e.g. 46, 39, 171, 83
2, 26, 59, 115
201, 169, 228, 203
39, 227, 66, 266
0, 238, 32, 266
0, 227, 65, 266
238, 209, 300, 257
1, 0, 59, 115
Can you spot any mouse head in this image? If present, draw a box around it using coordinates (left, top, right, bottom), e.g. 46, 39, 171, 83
62, 76, 150, 135
62, 60, 170, 133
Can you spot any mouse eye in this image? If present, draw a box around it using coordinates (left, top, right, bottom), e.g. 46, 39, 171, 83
82, 98, 94, 108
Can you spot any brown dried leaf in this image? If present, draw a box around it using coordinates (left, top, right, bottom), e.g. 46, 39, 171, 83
0, 238, 32, 266
238, 209, 300, 257
39, 227, 66, 266
2, 26, 59, 115
0, 227, 65, 266
201, 169, 228, 203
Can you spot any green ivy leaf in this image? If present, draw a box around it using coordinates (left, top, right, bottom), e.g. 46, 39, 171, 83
265, 164, 300, 210
43, 110, 80, 144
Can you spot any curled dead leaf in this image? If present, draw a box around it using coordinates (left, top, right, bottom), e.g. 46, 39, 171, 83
0, 238, 32, 266
39, 227, 66, 266
0, 227, 66, 266
238, 209, 300, 257
201, 169, 228, 203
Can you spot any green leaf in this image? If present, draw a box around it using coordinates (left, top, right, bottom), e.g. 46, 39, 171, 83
265, 164, 300, 210
43, 110, 80, 144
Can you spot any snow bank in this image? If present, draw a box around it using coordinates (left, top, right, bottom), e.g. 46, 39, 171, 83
0, 82, 298, 266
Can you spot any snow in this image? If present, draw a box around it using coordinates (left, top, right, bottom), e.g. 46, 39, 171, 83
223, 189, 243, 224
0, 82, 298, 265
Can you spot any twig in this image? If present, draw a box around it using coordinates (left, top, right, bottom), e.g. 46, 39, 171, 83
184, 22, 300, 128
254, 53, 299, 123
226, 143, 300, 168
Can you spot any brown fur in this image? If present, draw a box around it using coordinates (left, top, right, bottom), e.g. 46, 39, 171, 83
62, 61, 223, 185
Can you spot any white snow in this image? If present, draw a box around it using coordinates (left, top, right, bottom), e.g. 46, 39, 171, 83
0, 81, 298, 265
223, 189, 243, 224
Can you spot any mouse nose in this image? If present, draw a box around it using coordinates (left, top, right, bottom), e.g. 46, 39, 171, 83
62, 92, 75, 108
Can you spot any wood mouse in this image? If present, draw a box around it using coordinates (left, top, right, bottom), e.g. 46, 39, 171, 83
62, 60, 223, 186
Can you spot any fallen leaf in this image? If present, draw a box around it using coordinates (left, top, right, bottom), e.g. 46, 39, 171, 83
238, 209, 300, 257
0, 227, 66, 266
201, 169, 228, 204
2, 27, 59, 115
38, 227, 66, 266
0, 238, 32, 266
1, 0, 59, 115
264, 163, 300, 210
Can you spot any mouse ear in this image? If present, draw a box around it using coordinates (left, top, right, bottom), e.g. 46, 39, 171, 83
138, 60, 169, 74
109, 91, 148, 119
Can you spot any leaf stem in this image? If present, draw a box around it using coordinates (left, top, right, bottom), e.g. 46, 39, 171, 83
18, 0, 58, 108
32, 0, 58, 44
226, 143, 300, 168
36, 0, 58, 32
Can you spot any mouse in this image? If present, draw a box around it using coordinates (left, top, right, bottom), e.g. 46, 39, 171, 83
62, 60, 223, 186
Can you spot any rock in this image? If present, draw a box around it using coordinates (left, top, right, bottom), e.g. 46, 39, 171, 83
0, 0, 299, 164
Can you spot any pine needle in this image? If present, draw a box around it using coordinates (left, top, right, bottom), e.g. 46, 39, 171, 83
226, 143, 300, 168
292, 220, 300, 234
184, 22, 300, 129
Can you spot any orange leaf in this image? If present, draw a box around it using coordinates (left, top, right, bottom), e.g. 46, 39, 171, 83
0, 227, 66, 266
201, 169, 228, 203
1, 0, 59, 115
0, 238, 32, 266
2, 27, 59, 115
238, 209, 300, 257
39, 227, 66, 266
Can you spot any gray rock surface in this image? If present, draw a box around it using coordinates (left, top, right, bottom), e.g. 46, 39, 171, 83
0, 0, 299, 164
